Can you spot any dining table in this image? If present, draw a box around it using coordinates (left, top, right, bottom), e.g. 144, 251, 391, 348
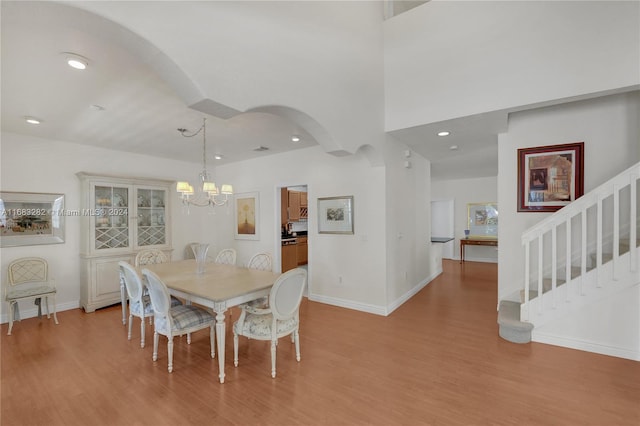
136, 259, 281, 383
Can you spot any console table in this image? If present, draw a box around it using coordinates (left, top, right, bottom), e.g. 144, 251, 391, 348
460, 238, 498, 262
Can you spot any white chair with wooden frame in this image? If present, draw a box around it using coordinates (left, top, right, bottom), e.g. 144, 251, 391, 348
5, 257, 59, 335
233, 267, 307, 378
142, 268, 216, 373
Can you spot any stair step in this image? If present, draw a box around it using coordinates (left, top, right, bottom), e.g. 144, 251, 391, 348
497, 300, 533, 344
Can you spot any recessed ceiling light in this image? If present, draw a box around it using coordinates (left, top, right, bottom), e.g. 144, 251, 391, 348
449, 145, 459, 151
63, 52, 89, 70
291, 135, 301, 142
214, 155, 223, 160
437, 131, 450, 137
24, 116, 42, 125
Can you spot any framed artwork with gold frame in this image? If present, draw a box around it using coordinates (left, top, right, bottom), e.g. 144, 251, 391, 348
234, 192, 259, 240
467, 202, 498, 238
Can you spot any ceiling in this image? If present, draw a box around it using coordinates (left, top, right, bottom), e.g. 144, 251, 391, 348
1, 1, 501, 180
0, 2, 317, 168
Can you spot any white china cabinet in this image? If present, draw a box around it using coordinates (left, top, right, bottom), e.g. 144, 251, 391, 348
77, 173, 173, 312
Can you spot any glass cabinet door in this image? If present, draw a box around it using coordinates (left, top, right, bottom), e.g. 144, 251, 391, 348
136, 187, 166, 247
94, 185, 130, 250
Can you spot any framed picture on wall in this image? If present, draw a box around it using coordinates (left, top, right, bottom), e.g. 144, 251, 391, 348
0, 191, 65, 247
517, 142, 584, 212
234, 192, 259, 240
467, 202, 498, 238
318, 196, 354, 234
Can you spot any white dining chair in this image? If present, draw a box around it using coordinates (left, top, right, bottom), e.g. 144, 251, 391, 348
135, 249, 169, 267
247, 252, 272, 271
214, 248, 237, 265
119, 261, 154, 348
121, 249, 171, 326
5, 257, 59, 335
233, 267, 307, 378
142, 268, 215, 373
246, 252, 273, 308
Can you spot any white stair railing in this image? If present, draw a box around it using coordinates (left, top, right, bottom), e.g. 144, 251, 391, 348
521, 162, 640, 325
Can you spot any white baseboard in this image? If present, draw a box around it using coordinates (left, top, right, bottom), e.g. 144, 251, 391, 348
308, 267, 442, 317
386, 267, 441, 315
308, 293, 387, 316
532, 330, 640, 362
457, 256, 498, 264
1, 300, 80, 324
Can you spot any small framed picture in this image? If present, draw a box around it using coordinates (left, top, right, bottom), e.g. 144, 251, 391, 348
234, 192, 259, 240
318, 196, 354, 235
467, 202, 498, 238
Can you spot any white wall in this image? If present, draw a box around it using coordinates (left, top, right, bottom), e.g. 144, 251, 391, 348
432, 176, 498, 262
0, 132, 217, 317
385, 135, 432, 311
213, 145, 391, 313
497, 92, 640, 355
384, 1, 640, 130
1, 133, 436, 319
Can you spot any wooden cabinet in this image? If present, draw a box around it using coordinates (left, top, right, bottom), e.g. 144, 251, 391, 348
288, 190, 301, 221
284, 189, 308, 222
300, 192, 308, 219
77, 173, 173, 312
297, 236, 308, 265
281, 188, 289, 227
282, 244, 298, 272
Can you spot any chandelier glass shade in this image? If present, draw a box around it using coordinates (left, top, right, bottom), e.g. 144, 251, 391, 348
176, 118, 233, 208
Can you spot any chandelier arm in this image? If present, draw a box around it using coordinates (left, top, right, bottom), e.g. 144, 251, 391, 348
177, 117, 233, 210
210, 195, 229, 206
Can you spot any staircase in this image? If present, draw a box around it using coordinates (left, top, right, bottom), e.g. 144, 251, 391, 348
498, 162, 640, 345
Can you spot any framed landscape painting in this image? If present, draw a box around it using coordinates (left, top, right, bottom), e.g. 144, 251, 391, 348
0, 191, 65, 247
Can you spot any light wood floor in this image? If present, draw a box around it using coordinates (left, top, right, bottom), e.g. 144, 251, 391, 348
2, 260, 639, 425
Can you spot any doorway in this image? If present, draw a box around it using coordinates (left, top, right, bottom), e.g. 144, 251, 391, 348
278, 184, 309, 273
431, 199, 455, 259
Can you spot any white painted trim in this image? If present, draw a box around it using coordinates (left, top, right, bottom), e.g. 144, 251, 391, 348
457, 255, 498, 264
532, 331, 640, 362
1, 300, 80, 324
386, 268, 441, 315
308, 267, 442, 317
308, 293, 387, 316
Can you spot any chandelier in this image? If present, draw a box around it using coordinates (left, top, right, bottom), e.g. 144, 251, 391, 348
176, 118, 233, 208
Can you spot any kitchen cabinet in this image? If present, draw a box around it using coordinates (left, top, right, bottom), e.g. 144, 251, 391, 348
282, 243, 298, 272
300, 192, 308, 219
288, 190, 301, 221
281, 188, 288, 227
77, 173, 173, 312
297, 236, 308, 265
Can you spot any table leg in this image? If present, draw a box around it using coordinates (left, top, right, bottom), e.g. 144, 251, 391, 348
214, 310, 227, 383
